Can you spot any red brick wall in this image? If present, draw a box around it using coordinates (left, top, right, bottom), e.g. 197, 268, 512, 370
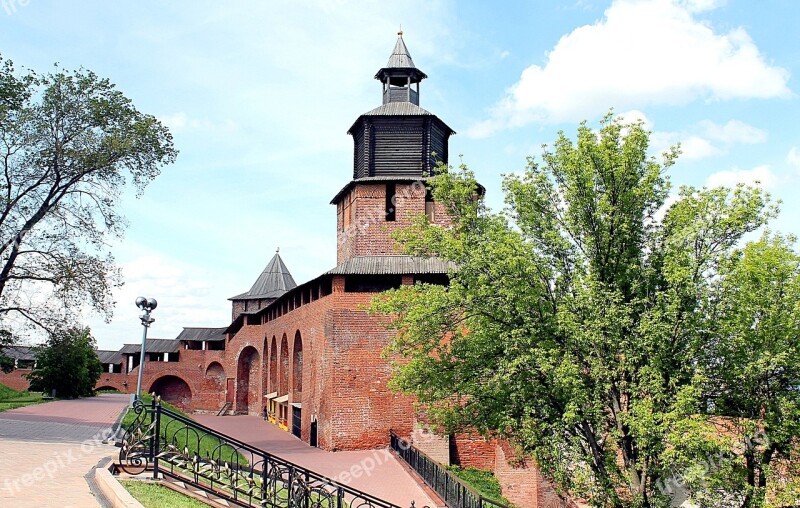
226, 289, 420, 451
322, 294, 416, 450
0, 349, 229, 413
223, 294, 335, 443
494, 442, 580, 508
0, 369, 33, 391
412, 424, 451, 465
336, 182, 452, 264
451, 432, 497, 470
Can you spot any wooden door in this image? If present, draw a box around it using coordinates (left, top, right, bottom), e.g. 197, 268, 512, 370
226, 378, 235, 404
292, 406, 302, 438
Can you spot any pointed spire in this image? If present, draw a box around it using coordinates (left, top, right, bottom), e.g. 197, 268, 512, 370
386, 31, 416, 69
238, 251, 297, 299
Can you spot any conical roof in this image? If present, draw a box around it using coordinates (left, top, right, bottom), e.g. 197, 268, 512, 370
386, 33, 416, 68
230, 251, 297, 300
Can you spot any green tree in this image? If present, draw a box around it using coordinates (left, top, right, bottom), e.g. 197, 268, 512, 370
0, 329, 14, 373
371, 113, 777, 507
667, 234, 800, 507
0, 55, 177, 336
27, 327, 102, 398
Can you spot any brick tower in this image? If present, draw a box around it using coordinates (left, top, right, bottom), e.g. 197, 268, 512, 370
332, 32, 455, 264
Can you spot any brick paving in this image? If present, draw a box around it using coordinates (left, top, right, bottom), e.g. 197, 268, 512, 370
0, 394, 129, 507
193, 413, 439, 508
0, 396, 439, 507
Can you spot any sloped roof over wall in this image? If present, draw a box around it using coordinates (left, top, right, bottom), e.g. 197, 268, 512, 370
96, 350, 122, 364
176, 327, 227, 342
326, 256, 456, 275
1, 345, 35, 361
119, 339, 180, 354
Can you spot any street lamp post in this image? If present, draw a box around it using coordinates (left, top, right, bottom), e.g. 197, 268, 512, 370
134, 296, 157, 401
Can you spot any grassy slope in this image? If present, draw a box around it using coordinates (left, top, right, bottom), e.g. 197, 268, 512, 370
0, 382, 44, 412
447, 466, 514, 507
121, 393, 248, 467
120, 480, 210, 508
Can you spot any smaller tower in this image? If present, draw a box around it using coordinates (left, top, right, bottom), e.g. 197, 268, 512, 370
229, 250, 297, 320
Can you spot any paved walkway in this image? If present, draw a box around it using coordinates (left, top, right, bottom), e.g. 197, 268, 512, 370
0, 394, 129, 507
193, 413, 438, 508
0, 396, 437, 508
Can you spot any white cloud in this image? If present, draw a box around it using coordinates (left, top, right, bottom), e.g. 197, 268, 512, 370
158, 112, 238, 133
787, 147, 800, 170
650, 119, 766, 160
679, 0, 726, 13
617, 109, 653, 129
698, 119, 767, 144
679, 135, 720, 159
469, 0, 789, 136
83, 251, 237, 350
705, 165, 776, 190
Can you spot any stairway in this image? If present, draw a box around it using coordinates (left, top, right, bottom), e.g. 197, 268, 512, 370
216, 401, 231, 416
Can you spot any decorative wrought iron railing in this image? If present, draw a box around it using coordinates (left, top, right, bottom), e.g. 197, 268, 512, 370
118, 398, 412, 508
389, 431, 510, 508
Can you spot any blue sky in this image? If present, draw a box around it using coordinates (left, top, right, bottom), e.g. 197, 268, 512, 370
1, 0, 798, 350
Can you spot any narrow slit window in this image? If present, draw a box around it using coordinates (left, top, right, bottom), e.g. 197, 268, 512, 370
425, 189, 435, 222
385, 183, 396, 221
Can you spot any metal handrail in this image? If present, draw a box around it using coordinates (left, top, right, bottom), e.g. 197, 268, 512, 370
119, 398, 406, 508
389, 431, 510, 508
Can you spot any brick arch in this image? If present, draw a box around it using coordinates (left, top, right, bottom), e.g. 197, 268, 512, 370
199, 361, 226, 411
95, 385, 123, 392
269, 336, 278, 393
236, 346, 260, 414
205, 362, 225, 388
149, 375, 192, 411
292, 330, 303, 393
279, 334, 289, 395
94, 378, 127, 393
262, 336, 269, 398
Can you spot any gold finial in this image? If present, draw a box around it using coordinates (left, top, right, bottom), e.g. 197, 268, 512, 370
398, 24, 403, 37
276, 247, 280, 253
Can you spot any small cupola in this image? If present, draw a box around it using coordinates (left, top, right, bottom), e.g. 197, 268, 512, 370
375, 31, 427, 106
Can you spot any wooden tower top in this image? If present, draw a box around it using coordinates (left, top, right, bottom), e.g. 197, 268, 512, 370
338, 33, 453, 186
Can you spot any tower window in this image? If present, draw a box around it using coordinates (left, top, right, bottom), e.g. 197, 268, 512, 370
425, 189, 435, 222
386, 183, 396, 221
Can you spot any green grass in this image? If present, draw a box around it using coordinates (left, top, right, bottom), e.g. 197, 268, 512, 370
120, 480, 210, 508
0, 382, 45, 412
447, 466, 513, 507
121, 394, 248, 467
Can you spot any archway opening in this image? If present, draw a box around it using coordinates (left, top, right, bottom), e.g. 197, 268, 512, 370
150, 375, 192, 411
236, 346, 260, 414
279, 334, 289, 395
292, 331, 303, 393
269, 336, 278, 393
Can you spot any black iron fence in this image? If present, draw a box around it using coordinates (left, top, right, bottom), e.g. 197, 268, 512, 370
118, 398, 409, 508
390, 431, 509, 508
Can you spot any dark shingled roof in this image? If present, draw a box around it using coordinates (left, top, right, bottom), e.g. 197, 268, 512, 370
230, 252, 297, 300
362, 102, 433, 117
176, 327, 227, 342
96, 350, 122, 364
119, 339, 180, 355
326, 256, 456, 275
386, 33, 416, 68
1, 345, 35, 361
347, 103, 454, 136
